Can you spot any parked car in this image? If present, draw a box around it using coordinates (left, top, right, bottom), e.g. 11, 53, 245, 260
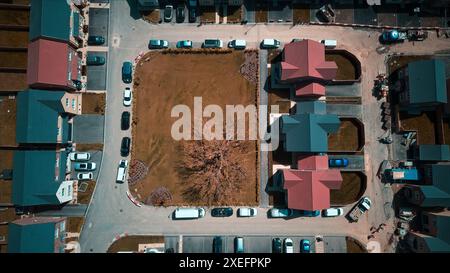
322, 207, 344, 217
77, 172, 93, 181
74, 162, 96, 171
164, 5, 173, 22
86, 55, 105, 65
176, 4, 185, 23
260, 39, 281, 49
284, 238, 294, 253
299, 210, 321, 217
69, 152, 91, 161
116, 159, 128, 183
188, 1, 197, 23
211, 207, 233, 217
269, 208, 293, 218
122, 61, 133, 83
213, 236, 223, 253
202, 39, 223, 48
123, 87, 132, 106
176, 40, 193, 48
328, 158, 349, 168
228, 39, 247, 49
234, 237, 244, 253
272, 238, 282, 253
121, 111, 130, 130
173, 207, 205, 219
148, 39, 169, 49
300, 239, 311, 253
237, 207, 257, 217
121, 137, 131, 157
87, 35, 105, 45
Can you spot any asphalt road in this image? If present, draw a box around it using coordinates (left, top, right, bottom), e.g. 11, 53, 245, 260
78, 0, 450, 253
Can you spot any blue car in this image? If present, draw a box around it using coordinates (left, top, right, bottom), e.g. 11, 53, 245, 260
300, 239, 311, 253
176, 40, 193, 48
328, 158, 349, 168
299, 210, 320, 217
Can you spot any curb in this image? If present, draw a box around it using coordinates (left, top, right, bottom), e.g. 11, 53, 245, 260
126, 191, 143, 207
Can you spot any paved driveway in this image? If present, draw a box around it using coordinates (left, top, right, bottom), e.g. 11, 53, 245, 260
327, 104, 363, 119
328, 155, 365, 171
73, 115, 105, 144
268, 0, 292, 23
70, 150, 103, 181
87, 52, 108, 90
89, 8, 109, 46
326, 83, 361, 97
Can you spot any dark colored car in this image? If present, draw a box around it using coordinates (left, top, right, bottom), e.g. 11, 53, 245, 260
300, 239, 311, 253
164, 5, 173, 22
299, 210, 321, 217
188, 4, 197, 23
211, 207, 233, 217
272, 238, 282, 253
86, 55, 105, 66
121, 111, 130, 130
213, 236, 223, 253
176, 4, 185, 23
121, 137, 131, 157
87, 35, 105, 45
122, 61, 132, 83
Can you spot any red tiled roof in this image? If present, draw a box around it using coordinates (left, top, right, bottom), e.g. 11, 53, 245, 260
282, 155, 343, 211
280, 39, 338, 82
294, 82, 326, 97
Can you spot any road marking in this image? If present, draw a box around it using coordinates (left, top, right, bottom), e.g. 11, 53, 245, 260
178, 235, 183, 253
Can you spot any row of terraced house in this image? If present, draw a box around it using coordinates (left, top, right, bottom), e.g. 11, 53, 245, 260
1, 0, 91, 253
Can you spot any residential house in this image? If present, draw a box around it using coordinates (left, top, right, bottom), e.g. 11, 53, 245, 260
273, 39, 337, 98
29, 0, 86, 48
27, 38, 82, 91
12, 149, 74, 207
405, 210, 450, 253
8, 217, 66, 253
273, 155, 343, 211
403, 163, 450, 207
279, 101, 340, 153
396, 59, 447, 110
16, 89, 81, 145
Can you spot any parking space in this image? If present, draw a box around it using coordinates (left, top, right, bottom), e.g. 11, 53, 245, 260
89, 8, 109, 46
268, 1, 292, 23
70, 150, 103, 181
328, 155, 365, 171
327, 104, 362, 120
87, 52, 108, 90
326, 83, 361, 97
323, 236, 347, 253
73, 114, 105, 144
354, 5, 378, 25
179, 235, 320, 253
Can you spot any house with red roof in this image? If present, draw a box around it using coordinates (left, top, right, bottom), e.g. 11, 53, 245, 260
273, 39, 337, 97
27, 38, 82, 91
274, 155, 343, 211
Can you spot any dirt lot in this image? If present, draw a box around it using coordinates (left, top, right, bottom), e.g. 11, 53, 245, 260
200, 6, 216, 23
346, 236, 367, 253
76, 181, 96, 204
107, 235, 164, 253
225, 5, 242, 23
131, 51, 258, 206
0, 51, 27, 69
0, 9, 29, 25
400, 111, 437, 145
334, 8, 354, 24
82, 93, 106, 115
330, 172, 365, 206
0, 30, 28, 48
328, 118, 362, 152
293, 4, 310, 24
255, 1, 268, 23
0, 72, 27, 91
66, 217, 85, 234
142, 9, 160, 24
325, 52, 357, 81
0, 96, 16, 146
75, 143, 104, 151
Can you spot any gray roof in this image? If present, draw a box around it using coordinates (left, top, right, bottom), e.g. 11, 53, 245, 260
407, 59, 447, 105
419, 145, 450, 161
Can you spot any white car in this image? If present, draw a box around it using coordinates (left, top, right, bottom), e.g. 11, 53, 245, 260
228, 39, 247, 49
322, 207, 344, 217
123, 87, 132, 106
69, 152, 90, 161
269, 208, 293, 218
237, 207, 257, 217
77, 172, 93, 181
261, 39, 281, 49
116, 159, 128, 183
284, 238, 294, 253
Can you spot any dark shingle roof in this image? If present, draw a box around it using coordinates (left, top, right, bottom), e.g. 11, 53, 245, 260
29, 0, 71, 42
408, 59, 447, 105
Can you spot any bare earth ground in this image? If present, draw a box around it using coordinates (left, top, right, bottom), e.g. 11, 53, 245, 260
107, 236, 164, 253
66, 217, 85, 234
328, 119, 361, 151
226, 5, 242, 23
399, 111, 436, 145
330, 172, 365, 205
142, 9, 160, 24
0, 9, 29, 25
82, 93, 106, 115
0, 150, 13, 203
293, 4, 310, 24
325, 52, 357, 81
255, 2, 268, 23
0, 96, 16, 146
0, 51, 27, 69
0, 72, 27, 92
0, 30, 28, 48
76, 181, 96, 204
75, 143, 104, 151
131, 51, 258, 206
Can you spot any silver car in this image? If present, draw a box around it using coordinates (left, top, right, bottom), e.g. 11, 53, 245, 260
77, 172, 93, 181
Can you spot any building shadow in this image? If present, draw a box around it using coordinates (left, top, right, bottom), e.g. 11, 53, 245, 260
126, 0, 143, 20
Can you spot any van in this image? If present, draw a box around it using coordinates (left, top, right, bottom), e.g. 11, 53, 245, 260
228, 39, 246, 49
173, 207, 205, 219
321, 39, 337, 49
202, 39, 223, 48
234, 237, 244, 253
116, 159, 128, 183
122, 61, 133, 83
322, 207, 344, 217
